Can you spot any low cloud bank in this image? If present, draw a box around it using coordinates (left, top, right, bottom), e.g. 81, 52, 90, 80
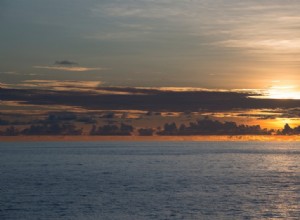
0, 86, 300, 112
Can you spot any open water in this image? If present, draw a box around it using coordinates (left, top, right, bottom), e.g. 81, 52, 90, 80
0, 141, 299, 219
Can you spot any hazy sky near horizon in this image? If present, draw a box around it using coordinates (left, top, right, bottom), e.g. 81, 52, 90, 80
1, 0, 300, 90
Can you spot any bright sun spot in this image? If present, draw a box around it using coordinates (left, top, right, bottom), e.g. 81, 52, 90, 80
267, 85, 300, 99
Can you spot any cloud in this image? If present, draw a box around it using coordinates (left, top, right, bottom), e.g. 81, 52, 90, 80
34, 66, 105, 72
55, 60, 78, 65
1, 86, 300, 112
0, 71, 19, 75
97, 86, 261, 95
91, 0, 300, 55
93, 1, 185, 19
0, 100, 86, 113
215, 39, 300, 52
0, 82, 10, 88
85, 31, 151, 41
19, 80, 102, 92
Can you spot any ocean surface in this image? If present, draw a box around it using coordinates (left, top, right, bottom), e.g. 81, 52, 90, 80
0, 141, 299, 220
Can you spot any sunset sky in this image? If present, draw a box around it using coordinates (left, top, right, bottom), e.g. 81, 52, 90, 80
1, 0, 300, 93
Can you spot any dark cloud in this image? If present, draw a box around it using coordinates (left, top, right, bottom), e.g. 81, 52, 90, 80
0, 87, 300, 112
97, 87, 162, 95
55, 60, 78, 66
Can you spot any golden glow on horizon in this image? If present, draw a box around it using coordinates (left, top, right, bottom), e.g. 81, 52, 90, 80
261, 117, 300, 130
267, 85, 300, 99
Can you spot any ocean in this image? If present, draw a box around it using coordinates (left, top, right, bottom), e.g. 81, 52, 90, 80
0, 141, 299, 219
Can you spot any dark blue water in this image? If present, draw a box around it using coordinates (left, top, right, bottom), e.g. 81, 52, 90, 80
0, 141, 299, 219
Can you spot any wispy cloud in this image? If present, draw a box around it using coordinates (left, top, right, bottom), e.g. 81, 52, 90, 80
85, 31, 151, 41
0, 71, 18, 75
0, 71, 39, 76
0, 100, 86, 113
0, 82, 10, 88
93, 2, 186, 19
34, 66, 105, 72
20, 80, 102, 91
91, 0, 300, 55
215, 39, 300, 52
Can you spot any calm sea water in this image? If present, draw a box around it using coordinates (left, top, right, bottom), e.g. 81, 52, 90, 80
0, 141, 299, 220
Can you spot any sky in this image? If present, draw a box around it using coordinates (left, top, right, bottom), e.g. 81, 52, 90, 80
1, 0, 300, 92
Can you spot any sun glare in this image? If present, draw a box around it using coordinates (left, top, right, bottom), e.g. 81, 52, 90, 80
267, 85, 300, 99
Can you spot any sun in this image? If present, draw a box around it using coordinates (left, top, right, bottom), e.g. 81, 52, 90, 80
267, 85, 300, 99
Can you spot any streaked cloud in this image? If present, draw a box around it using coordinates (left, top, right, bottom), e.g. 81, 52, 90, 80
215, 39, 300, 52
92, 1, 300, 52
20, 80, 102, 91
1, 86, 299, 114
85, 31, 152, 41
0, 100, 86, 113
34, 66, 105, 72
0, 82, 10, 88
0, 71, 18, 75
